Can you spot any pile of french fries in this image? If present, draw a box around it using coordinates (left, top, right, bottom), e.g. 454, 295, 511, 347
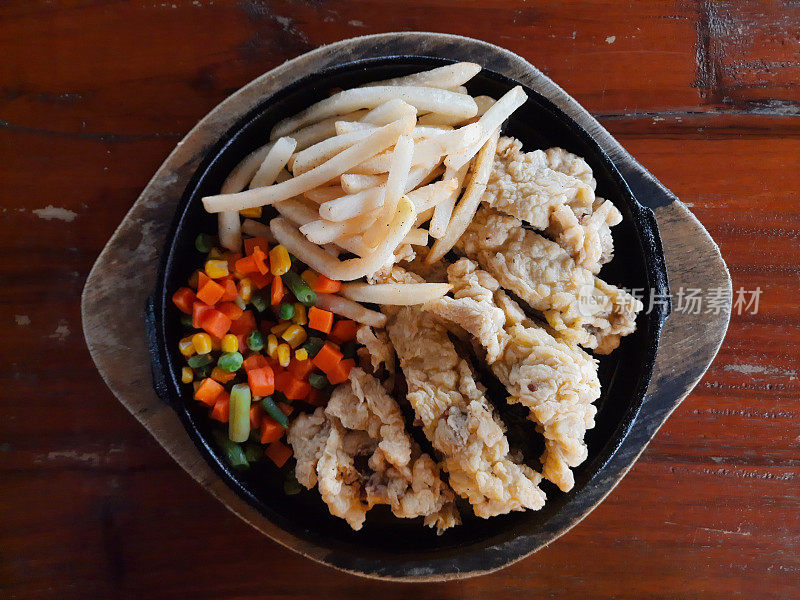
202, 62, 527, 306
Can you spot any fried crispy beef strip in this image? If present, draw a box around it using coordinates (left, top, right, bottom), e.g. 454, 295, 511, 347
457, 206, 642, 354
484, 137, 620, 273
386, 303, 546, 517
426, 259, 601, 492
287, 368, 459, 533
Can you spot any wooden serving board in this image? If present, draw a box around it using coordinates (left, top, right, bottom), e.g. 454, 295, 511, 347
81, 32, 731, 580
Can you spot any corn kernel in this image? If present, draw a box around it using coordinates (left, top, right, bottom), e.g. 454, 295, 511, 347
277, 343, 291, 367
221, 333, 238, 353
269, 244, 291, 276
270, 322, 291, 336
211, 366, 236, 383
238, 278, 253, 303
281, 324, 308, 349
192, 332, 213, 354
179, 336, 196, 357
267, 334, 279, 358
181, 367, 194, 384
292, 303, 307, 326
239, 206, 262, 219
208, 248, 223, 259
301, 269, 317, 288
205, 259, 229, 279
294, 348, 309, 361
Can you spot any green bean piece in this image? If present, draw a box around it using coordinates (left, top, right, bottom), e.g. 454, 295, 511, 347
212, 430, 248, 470
246, 330, 264, 351
228, 383, 252, 443
180, 314, 193, 328
340, 341, 358, 359
218, 352, 243, 372
187, 354, 214, 368
284, 470, 302, 495
195, 233, 215, 253
233, 296, 247, 310
244, 443, 263, 463
282, 271, 317, 307
308, 372, 329, 390
251, 293, 267, 313
260, 396, 289, 428
194, 364, 213, 379
278, 302, 294, 320
300, 337, 325, 358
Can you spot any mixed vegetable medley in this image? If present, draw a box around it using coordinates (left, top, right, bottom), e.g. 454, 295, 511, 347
171, 231, 359, 480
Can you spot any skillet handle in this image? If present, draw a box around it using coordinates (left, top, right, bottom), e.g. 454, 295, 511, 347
145, 293, 179, 409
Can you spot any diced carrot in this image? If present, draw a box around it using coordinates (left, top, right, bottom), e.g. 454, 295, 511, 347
251, 246, 269, 275
277, 401, 293, 416
244, 237, 271, 256
199, 309, 232, 339
260, 418, 284, 444
220, 279, 238, 302
172, 287, 196, 314
275, 372, 310, 401
329, 319, 359, 344
194, 378, 223, 406
312, 274, 341, 294
305, 387, 327, 407
287, 357, 315, 380
192, 302, 215, 329
229, 310, 257, 335
266, 357, 285, 375
265, 440, 292, 467
210, 391, 230, 422
234, 255, 260, 275
249, 404, 264, 429
250, 271, 271, 289
188, 270, 202, 290
196, 279, 225, 305
327, 358, 355, 385
198, 272, 211, 289
270, 275, 284, 305
226, 252, 242, 275
307, 307, 333, 334
211, 366, 236, 384
217, 301, 244, 321
243, 354, 269, 372
312, 342, 343, 375
247, 366, 275, 396
235, 333, 248, 353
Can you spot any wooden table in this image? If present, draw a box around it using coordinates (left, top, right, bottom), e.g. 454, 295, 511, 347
2, 2, 798, 598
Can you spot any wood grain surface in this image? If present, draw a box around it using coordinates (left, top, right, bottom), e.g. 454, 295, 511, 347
1, 1, 798, 598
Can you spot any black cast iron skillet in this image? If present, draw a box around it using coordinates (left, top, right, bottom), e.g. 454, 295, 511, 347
146, 56, 670, 578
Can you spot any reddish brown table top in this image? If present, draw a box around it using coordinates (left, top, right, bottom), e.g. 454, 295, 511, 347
2, 2, 798, 598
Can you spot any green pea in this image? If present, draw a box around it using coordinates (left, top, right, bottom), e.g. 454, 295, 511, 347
251, 293, 267, 313
218, 352, 243, 372
194, 364, 213, 379
247, 330, 264, 352
195, 233, 215, 253
278, 302, 295, 320
187, 354, 213, 368
300, 337, 325, 358
180, 314, 193, 328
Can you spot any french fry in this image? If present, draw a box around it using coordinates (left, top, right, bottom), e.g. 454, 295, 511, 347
287, 110, 368, 151
427, 129, 500, 263
340, 173, 387, 194
319, 187, 384, 221
340, 282, 451, 305
429, 162, 469, 238
273, 197, 319, 227
271, 196, 415, 281
445, 86, 526, 171
406, 178, 458, 213
203, 115, 414, 213
404, 228, 429, 246
474, 95, 496, 116
414, 207, 435, 227
270, 86, 476, 139
314, 293, 387, 328
360, 98, 417, 126
416, 112, 468, 127
448, 85, 469, 95
290, 129, 373, 175
218, 211, 242, 252
250, 136, 296, 189
242, 218, 276, 242
304, 186, 345, 204
349, 138, 444, 175
300, 209, 382, 244
360, 62, 481, 90
336, 121, 453, 138
362, 134, 414, 247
